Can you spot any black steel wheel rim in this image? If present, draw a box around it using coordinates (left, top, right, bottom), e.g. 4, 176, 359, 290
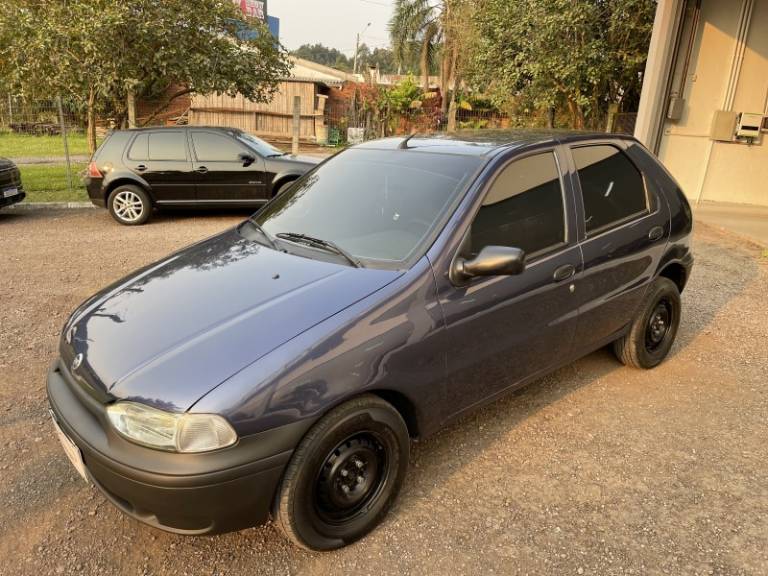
645, 298, 672, 352
313, 432, 390, 525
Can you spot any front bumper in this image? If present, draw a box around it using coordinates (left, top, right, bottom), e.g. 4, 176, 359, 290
0, 188, 25, 208
46, 360, 311, 535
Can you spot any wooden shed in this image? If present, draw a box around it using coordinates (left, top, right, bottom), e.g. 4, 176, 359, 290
189, 57, 354, 144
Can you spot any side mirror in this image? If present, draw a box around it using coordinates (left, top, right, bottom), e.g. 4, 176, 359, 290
239, 152, 256, 167
451, 245, 526, 284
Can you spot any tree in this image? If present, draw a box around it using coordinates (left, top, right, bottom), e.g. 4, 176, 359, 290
389, 0, 442, 93
294, 44, 353, 71
467, 0, 655, 129
389, 0, 471, 120
0, 0, 290, 153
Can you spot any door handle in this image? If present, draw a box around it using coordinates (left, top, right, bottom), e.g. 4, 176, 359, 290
195, 166, 209, 174
135, 164, 147, 172
648, 225, 664, 241
553, 263, 576, 282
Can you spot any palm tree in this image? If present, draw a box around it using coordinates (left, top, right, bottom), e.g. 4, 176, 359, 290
389, 0, 442, 94
389, 0, 467, 119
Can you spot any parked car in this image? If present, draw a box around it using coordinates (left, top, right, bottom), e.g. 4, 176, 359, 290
84, 126, 319, 225
48, 131, 693, 550
0, 157, 25, 209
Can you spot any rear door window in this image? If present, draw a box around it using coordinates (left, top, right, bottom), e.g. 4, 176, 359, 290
191, 132, 247, 162
572, 145, 648, 234
148, 132, 187, 161
469, 151, 566, 257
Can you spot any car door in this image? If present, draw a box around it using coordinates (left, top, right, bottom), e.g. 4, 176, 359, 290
189, 130, 267, 202
567, 142, 670, 350
434, 148, 583, 416
124, 130, 193, 202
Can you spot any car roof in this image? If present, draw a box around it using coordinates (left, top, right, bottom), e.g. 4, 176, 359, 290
354, 130, 637, 157
112, 126, 243, 134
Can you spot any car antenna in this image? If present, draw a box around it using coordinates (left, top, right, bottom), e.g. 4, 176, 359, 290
398, 130, 418, 149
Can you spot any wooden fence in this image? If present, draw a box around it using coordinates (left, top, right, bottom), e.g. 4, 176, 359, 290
189, 81, 328, 143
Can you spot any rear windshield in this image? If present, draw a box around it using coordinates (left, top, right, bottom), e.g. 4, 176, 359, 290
93, 131, 133, 163
251, 148, 482, 267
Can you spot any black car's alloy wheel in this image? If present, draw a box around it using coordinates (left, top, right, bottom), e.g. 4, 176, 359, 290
108, 184, 152, 226
613, 276, 681, 369
273, 395, 409, 551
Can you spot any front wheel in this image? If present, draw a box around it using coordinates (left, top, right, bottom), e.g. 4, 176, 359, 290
107, 185, 152, 225
613, 277, 681, 369
273, 395, 410, 551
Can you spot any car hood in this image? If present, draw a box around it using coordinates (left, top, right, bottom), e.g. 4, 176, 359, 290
63, 228, 401, 411
0, 157, 15, 170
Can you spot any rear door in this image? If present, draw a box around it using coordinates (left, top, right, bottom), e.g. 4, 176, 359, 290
125, 130, 193, 202
189, 130, 267, 202
568, 141, 670, 349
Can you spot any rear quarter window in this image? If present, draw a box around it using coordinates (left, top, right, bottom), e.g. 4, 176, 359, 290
93, 131, 133, 163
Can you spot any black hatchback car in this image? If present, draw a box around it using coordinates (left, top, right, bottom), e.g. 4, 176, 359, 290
0, 157, 25, 209
84, 126, 319, 225
49, 131, 693, 550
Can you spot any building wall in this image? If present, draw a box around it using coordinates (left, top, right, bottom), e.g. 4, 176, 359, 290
656, 0, 768, 205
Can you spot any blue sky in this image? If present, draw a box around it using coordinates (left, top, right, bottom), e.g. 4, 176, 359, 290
269, 0, 395, 52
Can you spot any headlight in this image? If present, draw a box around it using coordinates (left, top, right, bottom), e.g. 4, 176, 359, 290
106, 402, 237, 453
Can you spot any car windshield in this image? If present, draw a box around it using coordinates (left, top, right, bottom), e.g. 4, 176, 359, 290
237, 132, 284, 157
248, 148, 482, 266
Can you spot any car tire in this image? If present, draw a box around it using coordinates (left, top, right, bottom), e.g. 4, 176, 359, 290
613, 277, 681, 369
107, 185, 152, 226
273, 394, 410, 551
272, 179, 295, 197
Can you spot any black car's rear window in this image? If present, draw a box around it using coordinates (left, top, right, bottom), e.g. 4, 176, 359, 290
93, 131, 132, 163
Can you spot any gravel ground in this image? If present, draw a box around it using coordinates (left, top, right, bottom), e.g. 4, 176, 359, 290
1, 208, 766, 576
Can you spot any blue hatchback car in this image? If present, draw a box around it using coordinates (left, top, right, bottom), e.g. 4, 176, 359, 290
47, 131, 693, 550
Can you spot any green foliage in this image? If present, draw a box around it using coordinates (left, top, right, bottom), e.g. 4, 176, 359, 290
293, 43, 402, 75
378, 76, 424, 114
0, 0, 290, 128
389, 0, 444, 88
468, 0, 656, 128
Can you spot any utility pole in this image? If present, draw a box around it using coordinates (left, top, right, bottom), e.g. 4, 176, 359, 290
353, 22, 371, 74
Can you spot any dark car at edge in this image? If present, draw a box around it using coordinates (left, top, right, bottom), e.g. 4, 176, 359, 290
48, 130, 694, 550
84, 126, 318, 225
0, 157, 25, 209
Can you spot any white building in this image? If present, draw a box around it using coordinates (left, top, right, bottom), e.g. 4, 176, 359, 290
635, 0, 768, 206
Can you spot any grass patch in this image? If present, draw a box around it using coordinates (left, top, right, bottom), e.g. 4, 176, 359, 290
18, 163, 89, 202
0, 131, 96, 158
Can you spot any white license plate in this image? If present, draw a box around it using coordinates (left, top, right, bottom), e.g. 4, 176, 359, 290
2, 187, 18, 198
51, 412, 89, 483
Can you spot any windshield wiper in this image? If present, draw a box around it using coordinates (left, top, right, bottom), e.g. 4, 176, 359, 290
245, 217, 279, 250
275, 232, 362, 268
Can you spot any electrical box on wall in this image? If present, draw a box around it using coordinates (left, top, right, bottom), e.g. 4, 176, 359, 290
736, 112, 764, 139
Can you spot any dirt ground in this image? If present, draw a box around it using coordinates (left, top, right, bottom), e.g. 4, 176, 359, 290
1, 208, 766, 576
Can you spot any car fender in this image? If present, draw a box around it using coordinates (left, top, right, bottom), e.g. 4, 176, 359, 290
103, 170, 153, 201
191, 257, 447, 440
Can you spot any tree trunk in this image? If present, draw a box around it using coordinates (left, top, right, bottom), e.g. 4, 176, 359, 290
566, 98, 585, 130
446, 39, 460, 132
419, 39, 431, 93
546, 107, 556, 129
86, 86, 97, 155
440, 42, 451, 114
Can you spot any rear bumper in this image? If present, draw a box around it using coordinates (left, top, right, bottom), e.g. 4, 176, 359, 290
84, 177, 105, 207
46, 360, 310, 535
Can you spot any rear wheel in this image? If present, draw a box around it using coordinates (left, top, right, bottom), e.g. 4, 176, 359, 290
613, 277, 681, 369
272, 179, 296, 197
108, 185, 152, 225
273, 395, 409, 551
